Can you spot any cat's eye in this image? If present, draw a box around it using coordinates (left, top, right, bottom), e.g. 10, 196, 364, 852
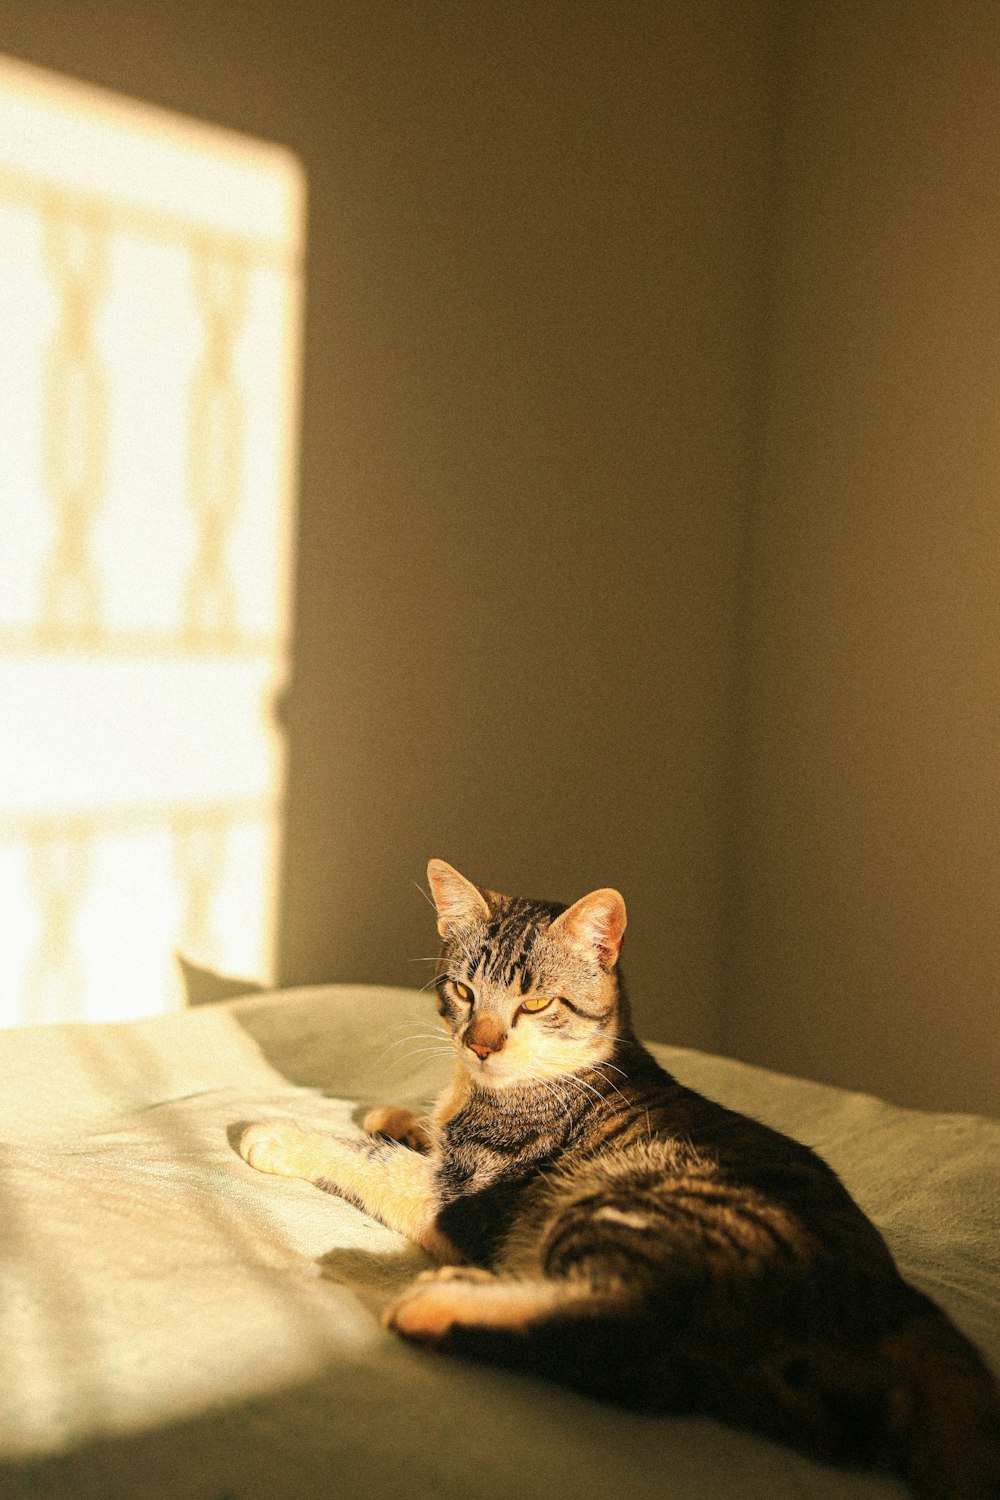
520, 995, 554, 1014
449, 980, 474, 1003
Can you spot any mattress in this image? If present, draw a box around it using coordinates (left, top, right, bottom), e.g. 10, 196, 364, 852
0, 983, 997, 1499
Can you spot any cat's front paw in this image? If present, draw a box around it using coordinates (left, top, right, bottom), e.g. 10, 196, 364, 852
363, 1105, 432, 1152
240, 1118, 310, 1176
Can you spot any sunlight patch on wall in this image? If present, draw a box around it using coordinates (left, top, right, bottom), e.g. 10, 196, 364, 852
0, 56, 304, 1025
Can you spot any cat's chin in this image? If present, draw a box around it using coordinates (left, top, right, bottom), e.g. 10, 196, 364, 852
459, 1058, 523, 1092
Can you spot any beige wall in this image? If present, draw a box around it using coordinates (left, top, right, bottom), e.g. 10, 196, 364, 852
278, 2, 775, 1053
730, 1, 1000, 1114
4, 1, 776, 1051
10, 2, 994, 1114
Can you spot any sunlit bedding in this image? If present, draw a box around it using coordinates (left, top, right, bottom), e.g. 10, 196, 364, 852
0, 984, 997, 1500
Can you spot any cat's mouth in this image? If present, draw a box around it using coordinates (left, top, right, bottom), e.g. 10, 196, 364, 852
460, 1050, 520, 1089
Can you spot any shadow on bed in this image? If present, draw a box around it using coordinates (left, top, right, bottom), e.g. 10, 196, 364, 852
225, 985, 451, 1107
0, 1330, 788, 1500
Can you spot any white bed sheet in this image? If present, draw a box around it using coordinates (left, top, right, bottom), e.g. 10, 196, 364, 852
0, 984, 997, 1500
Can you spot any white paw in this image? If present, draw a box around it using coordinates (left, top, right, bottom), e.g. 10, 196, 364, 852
239, 1118, 309, 1175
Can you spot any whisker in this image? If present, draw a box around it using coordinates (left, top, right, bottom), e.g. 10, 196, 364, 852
533, 1062, 611, 1123
586, 1066, 635, 1112
369, 1033, 452, 1067
375, 1032, 449, 1054
589, 1066, 653, 1139
558, 1071, 612, 1114
531, 1073, 575, 1133
412, 879, 438, 912
375, 1022, 447, 1040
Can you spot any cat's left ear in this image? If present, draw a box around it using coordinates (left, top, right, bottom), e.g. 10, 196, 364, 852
549, 888, 627, 970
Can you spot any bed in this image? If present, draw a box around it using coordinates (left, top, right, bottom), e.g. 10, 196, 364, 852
1, 982, 997, 1500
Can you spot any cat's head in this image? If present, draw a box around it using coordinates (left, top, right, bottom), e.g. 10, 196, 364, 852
426, 858, 630, 1091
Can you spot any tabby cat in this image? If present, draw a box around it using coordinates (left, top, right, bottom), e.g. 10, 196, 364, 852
240, 860, 1000, 1500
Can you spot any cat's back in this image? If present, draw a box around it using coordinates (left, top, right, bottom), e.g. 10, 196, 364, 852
504, 1044, 901, 1302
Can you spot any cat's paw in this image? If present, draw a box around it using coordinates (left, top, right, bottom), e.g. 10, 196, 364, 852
363, 1106, 432, 1152
413, 1264, 496, 1286
384, 1273, 555, 1341
383, 1280, 464, 1342
383, 1268, 506, 1342
239, 1118, 310, 1176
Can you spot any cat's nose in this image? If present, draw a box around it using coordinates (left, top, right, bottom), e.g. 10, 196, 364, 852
464, 1017, 506, 1059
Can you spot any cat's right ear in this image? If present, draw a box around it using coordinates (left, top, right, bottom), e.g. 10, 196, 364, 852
426, 859, 491, 938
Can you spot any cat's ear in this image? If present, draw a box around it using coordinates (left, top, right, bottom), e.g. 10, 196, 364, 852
549, 888, 627, 970
427, 859, 491, 937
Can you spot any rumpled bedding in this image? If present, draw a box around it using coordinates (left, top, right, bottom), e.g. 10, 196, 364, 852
0, 983, 996, 1500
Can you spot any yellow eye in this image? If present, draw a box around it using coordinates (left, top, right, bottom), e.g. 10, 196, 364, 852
450, 980, 474, 1003
520, 995, 554, 1014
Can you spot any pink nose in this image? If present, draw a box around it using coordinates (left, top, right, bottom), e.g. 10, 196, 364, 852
467, 1041, 494, 1060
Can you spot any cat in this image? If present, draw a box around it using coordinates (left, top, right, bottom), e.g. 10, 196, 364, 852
240, 859, 1000, 1500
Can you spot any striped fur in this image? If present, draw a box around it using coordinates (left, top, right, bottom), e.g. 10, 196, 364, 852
241, 861, 1000, 1500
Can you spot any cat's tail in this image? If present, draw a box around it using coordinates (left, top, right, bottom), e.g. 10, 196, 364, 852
877, 1287, 1000, 1500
